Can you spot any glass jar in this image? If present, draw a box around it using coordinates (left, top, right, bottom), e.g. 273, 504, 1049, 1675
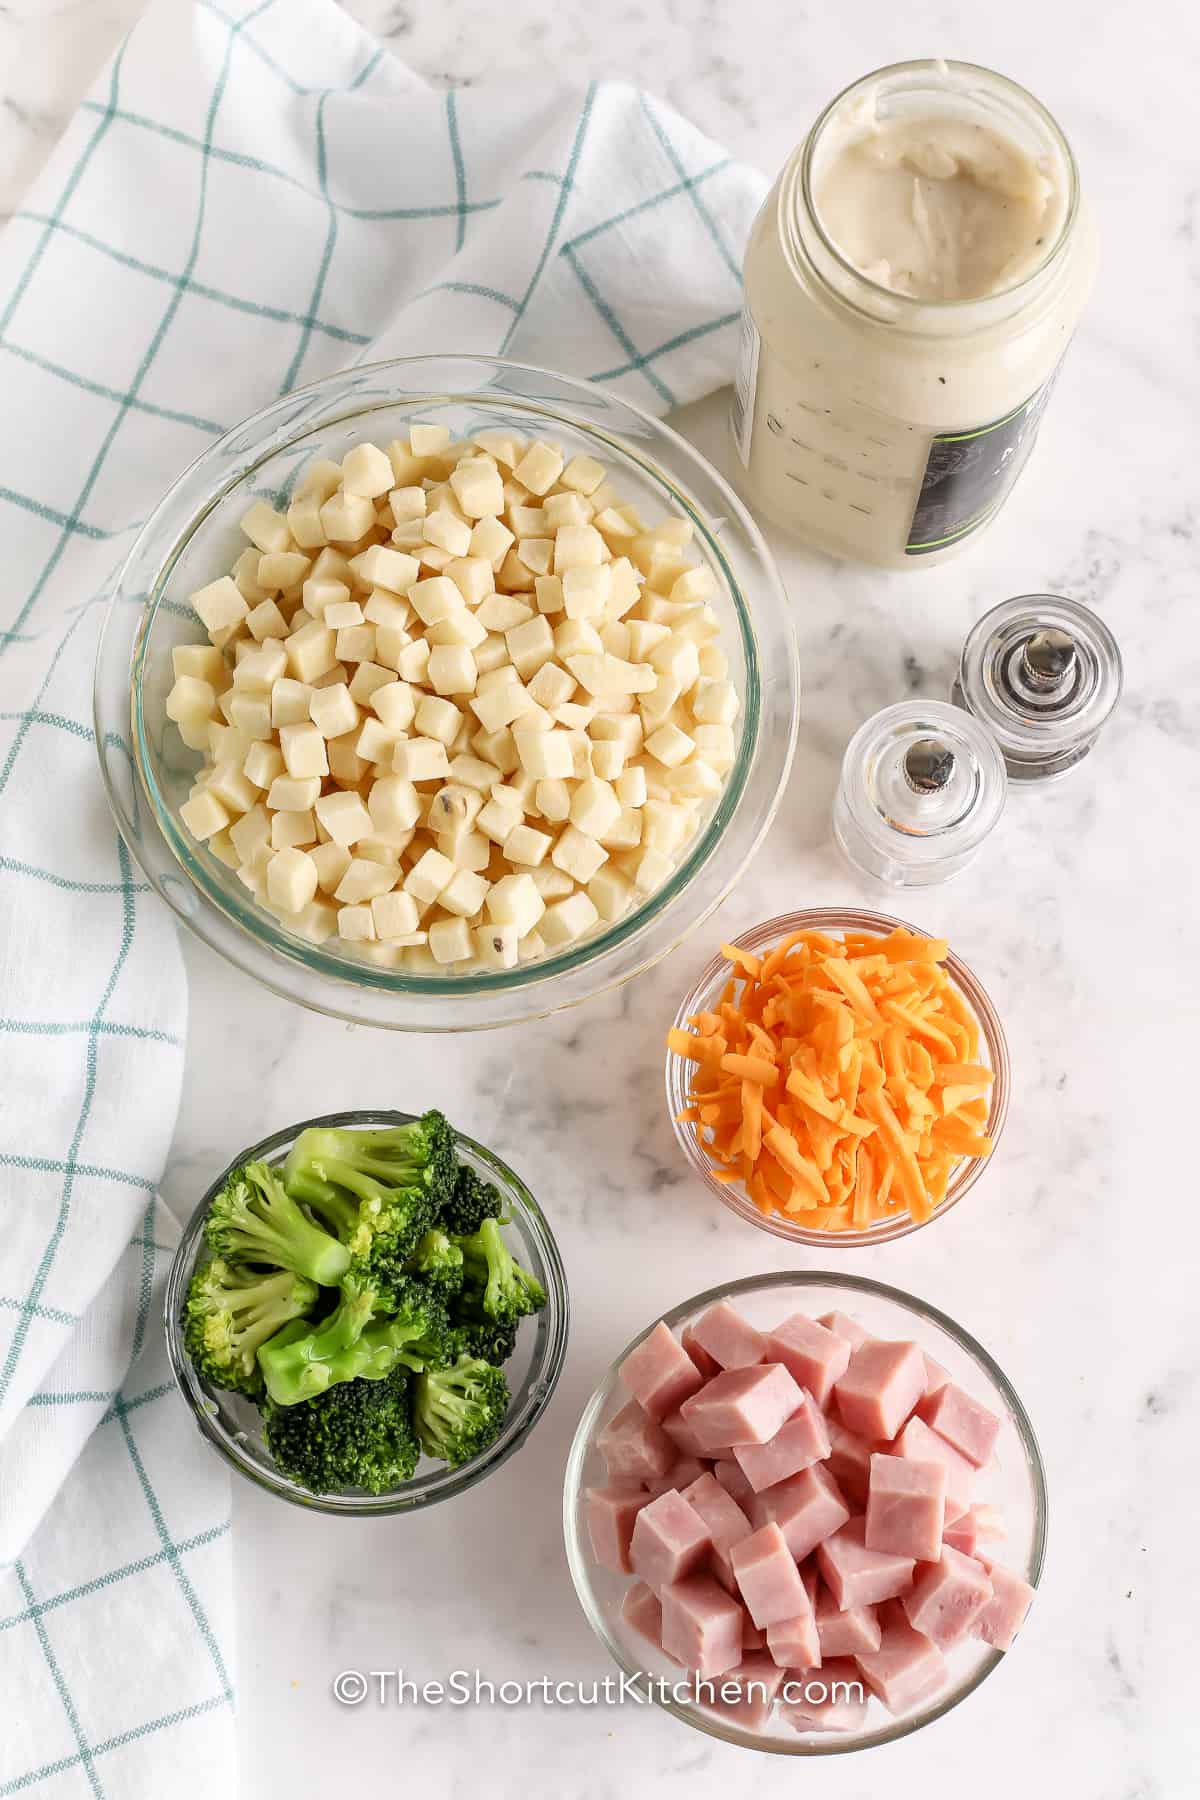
733, 60, 1097, 569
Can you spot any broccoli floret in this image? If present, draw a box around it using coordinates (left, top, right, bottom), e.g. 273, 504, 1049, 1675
439, 1162, 503, 1236
258, 1276, 448, 1405
263, 1368, 420, 1494
413, 1354, 510, 1468
184, 1258, 318, 1395
406, 1228, 464, 1301
282, 1119, 456, 1280
204, 1161, 350, 1287
454, 1217, 546, 1328
447, 1317, 519, 1367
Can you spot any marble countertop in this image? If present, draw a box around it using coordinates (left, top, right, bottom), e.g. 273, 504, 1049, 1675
8, 0, 1196, 1792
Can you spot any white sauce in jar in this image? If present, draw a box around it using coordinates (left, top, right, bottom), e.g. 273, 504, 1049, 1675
733, 62, 1096, 569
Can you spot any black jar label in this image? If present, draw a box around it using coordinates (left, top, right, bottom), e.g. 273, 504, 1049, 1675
906, 370, 1059, 555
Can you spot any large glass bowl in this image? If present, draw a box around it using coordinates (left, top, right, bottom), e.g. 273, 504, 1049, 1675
665, 908, 1010, 1246
95, 355, 799, 1030
164, 1110, 568, 1516
563, 1270, 1047, 1755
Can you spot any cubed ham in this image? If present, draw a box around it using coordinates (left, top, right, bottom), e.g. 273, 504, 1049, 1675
662, 1406, 709, 1459
585, 1484, 650, 1573
975, 1558, 1035, 1650
742, 1615, 766, 1649
702, 1652, 787, 1727
714, 1457, 755, 1508
918, 1380, 1002, 1469
818, 1310, 873, 1349
943, 1510, 979, 1557
646, 1457, 707, 1498
733, 1392, 831, 1492
815, 1582, 881, 1658
748, 1463, 851, 1562
730, 1521, 811, 1629
865, 1453, 947, 1562
817, 1518, 915, 1611
834, 1339, 925, 1441
629, 1488, 712, 1593
783, 1658, 869, 1733
681, 1472, 753, 1592
972, 1502, 1006, 1542
679, 1363, 804, 1451
682, 1323, 721, 1379
688, 1299, 767, 1370
903, 1545, 993, 1649
893, 1414, 974, 1522
623, 1580, 671, 1655
619, 1320, 704, 1421
922, 1354, 951, 1396
765, 1313, 851, 1407
766, 1602, 821, 1671
598, 1399, 675, 1484
855, 1602, 947, 1714
824, 1420, 879, 1510
660, 1573, 745, 1676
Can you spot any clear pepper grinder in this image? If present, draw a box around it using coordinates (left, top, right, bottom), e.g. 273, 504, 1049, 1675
833, 701, 1007, 888
952, 595, 1122, 783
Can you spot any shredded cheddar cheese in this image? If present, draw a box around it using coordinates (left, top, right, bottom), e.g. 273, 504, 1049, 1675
667, 927, 994, 1230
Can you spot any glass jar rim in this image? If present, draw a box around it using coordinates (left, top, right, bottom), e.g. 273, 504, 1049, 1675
786, 58, 1081, 324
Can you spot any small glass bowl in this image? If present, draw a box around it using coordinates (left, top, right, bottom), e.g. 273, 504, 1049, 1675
563, 1270, 1047, 1755
164, 1110, 569, 1515
665, 908, 1009, 1246
95, 354, 799, 1031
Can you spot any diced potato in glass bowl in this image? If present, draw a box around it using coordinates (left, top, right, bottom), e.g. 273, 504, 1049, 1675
96, 356, 798, 1030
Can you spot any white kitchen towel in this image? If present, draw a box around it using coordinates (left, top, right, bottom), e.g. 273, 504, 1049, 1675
0, 0, 766, 1790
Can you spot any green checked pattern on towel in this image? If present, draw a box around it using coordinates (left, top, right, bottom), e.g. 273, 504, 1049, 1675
0, 0, 766, 1790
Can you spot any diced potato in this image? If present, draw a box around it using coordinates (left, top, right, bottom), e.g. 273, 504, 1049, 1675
471, 724, 519, 774
541, 890, 600, 947
285, 622, 337, 685
486, 873, 545, 938
552, 825, 608, 884
442, 556, 492, 607
409, 423, 451, 457
320, 490, 376, 543
392, 737, 450, 782
429, 784, 483, 835
166, 675, 216, 727
246, 598, 288, 642
271, 807, 317, 850
287, 496, 327, 551
475, 921, 519, 969
311, 841, 353, 894
512, 440, 564, 497
404, 848, 456, 904
267, 773, 322, 812
505, 615, 555, 680
228, 693, 272, 741
469, 516, 514, 568
428, 915, 473, 965
414, 693, 462, 745
180, 788, 229, 840
206, 760, 258, 816
427, 644, 477, 697
527, 662, 574, 711
192, 576, 249, 635
450, 459, 505, 519
258, 550, 310, 593
503, 823, 552, 867
513, 726, 573, 780
397, 637, 432, 685
314, 789, 373, 846
476, 792, 523, 845
589, 739, 625, 781
535, 575, 565, 615
240, 501, 291, 555
439, 869, 490, 917
559, 454, 607, 496
447, 753, 503, 792
569, 776, 621, 840
644, 722, 695, 767
278, 721, 329, 780
633, 845, 674, 892
342, 442, 394, 499
368, 776, 421, 842
234, 641, 288, 694
338, 903, 377, 942
425, 509, 473, 557
296, 458, 344, 504
267, 846, 319, 913
302, 577, 349, 619
372, 889, 421, 940
335, 858, 398, 904
598, 806, 643, 851
588, 866, 634, 922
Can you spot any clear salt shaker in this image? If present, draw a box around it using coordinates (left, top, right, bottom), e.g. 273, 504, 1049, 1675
833, 701, 1007, 888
